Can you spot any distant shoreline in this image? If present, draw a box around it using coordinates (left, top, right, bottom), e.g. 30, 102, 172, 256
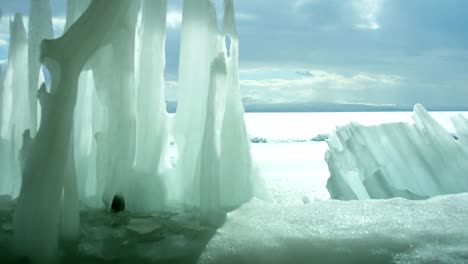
165, 101, 468, 114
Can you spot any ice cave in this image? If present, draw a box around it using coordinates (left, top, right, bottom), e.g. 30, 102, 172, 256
0, 0, 467, 263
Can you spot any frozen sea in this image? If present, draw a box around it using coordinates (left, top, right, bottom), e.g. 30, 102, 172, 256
245, 112, 468, 204
1, 111, 467, 263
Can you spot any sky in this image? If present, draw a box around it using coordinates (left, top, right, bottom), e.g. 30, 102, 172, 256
0, 0, 468, 110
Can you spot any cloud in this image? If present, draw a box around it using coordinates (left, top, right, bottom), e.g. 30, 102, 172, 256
240, 68, 402, 104
353, 0, 383, 30
236, 13, 256, 21
52, 16, 66, 34
167, 10, 182, 29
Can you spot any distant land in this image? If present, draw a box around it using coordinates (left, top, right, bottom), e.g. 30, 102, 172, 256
166, 101, 468, 113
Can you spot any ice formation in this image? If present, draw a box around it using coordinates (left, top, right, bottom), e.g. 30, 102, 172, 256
0, 14, 28, 198
13, 1, 133, 261
173, 0, 261, 210
326, 104, 468, 200
2, 14, 29, 150
132, 0, 168, 212
0, 0, 262, 261
172, 0, 220, 205
28, 0, 53, 136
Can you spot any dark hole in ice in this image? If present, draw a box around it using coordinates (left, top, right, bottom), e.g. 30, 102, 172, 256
111, 194, 125, 212
225, 34, 232, 58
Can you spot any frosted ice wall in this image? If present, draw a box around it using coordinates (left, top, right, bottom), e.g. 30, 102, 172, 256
326, 104, 468, 200
28, 0, 53, 136
13, 1, 132, 261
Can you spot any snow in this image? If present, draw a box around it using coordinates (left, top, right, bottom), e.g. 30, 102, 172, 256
2, 194, 467, 263
326, 104, 468, 200
199, 194, 468, 264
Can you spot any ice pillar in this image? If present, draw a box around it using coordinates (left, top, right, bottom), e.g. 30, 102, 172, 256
173, 0, 219, 206
219, 0, 257, 208
28, 0, 53, 136
13, 1, 132, 261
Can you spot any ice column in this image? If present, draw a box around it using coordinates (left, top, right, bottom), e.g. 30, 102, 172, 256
131, 0, 168, 212
200, 53, 227, 225
219, 0, 256, 208
1, 14, 29, 150
173, 0, 219, 206
13, 1, 132, 261
92, 1, 140, 208
28, 0, 53, 136
0, 65, 3, 136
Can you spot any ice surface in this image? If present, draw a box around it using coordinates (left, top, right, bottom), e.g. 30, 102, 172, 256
326, 104, 468, 200
199, 194, 468, 264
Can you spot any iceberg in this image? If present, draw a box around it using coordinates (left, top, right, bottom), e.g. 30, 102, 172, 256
325, 104, 468, 200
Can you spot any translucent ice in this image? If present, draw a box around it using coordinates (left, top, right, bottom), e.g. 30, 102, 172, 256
199, 194, 468, 264
325, 104, 468, 200
28, 0, 53, 136
13, 1, 133, 261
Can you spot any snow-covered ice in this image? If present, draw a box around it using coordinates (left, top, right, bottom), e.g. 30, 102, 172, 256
199, 194, 468, 264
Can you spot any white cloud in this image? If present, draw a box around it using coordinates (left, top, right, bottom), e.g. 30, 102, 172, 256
52, 17, 66, 34
0, 38, 7, 47
240, 69, 401, 103
167, 10, 182, 29
236, 13, 256, 21
354, 0, 383, 30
